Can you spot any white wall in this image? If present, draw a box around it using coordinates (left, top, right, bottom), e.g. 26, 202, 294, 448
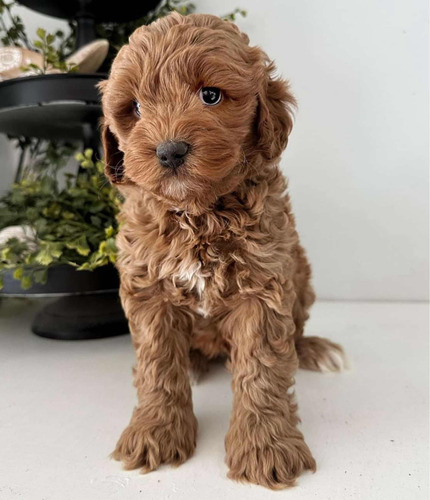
0, 1, 428, 301
197, 0, 429, 301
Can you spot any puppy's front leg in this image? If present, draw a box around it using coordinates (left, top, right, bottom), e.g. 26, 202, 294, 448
112, 295, 197, 472
224, 295, 316, 489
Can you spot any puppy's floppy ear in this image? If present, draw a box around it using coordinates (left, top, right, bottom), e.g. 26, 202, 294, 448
101, 124, 126, 184
255, 62, 296, 161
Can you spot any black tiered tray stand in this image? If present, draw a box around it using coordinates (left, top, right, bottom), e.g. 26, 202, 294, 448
19, 0, 161, 49
0, 73, 130, 340
0, 0, 161, 339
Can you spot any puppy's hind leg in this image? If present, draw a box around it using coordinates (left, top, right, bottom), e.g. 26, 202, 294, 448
189, 316, 229, 384
293, 290, 348, 372
189, 348, 209, 385
292, 245, 347, 373
296, 336, 347, 373
293, 283, 347, 372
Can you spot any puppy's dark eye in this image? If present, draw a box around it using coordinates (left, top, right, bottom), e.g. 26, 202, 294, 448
199, 87, 222, 106
133, 100, 141, 117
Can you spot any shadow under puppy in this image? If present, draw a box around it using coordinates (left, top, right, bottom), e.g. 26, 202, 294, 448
99, 12, 346, 490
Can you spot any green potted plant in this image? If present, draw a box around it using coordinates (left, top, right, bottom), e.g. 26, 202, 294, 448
0, 149, 120, 291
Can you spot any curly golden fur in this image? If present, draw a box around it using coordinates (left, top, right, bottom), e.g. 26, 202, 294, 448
99, 12, 346, 489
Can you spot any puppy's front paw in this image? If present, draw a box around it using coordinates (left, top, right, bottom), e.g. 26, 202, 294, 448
112, 408, 197, 472
225, 426, 316, 489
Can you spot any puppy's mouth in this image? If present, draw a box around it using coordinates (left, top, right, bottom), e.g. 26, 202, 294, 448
161, 163, 186, 177
159, 172, 193, 201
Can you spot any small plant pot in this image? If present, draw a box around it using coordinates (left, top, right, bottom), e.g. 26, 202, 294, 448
0, 264, 129, 340
31, 291, 129, 340
0, 263, 120, 296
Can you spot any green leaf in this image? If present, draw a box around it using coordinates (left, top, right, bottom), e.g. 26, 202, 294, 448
35, 249, 53, 266
1, 247, 11, 261
84, 148, 93, 160
36, 28, 46, 40
13, 267, 24, 279
21, 275, 32, 290
80, 160, 93, 169
66, 235, 90, 256
105, 226, 115, 238
105, 237, 117, 254
96, 160, 105, 174
33, 268, 47, 284
90, 216, 102, 227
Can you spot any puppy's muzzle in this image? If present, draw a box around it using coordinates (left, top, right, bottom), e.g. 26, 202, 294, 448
156, 141, 190, 169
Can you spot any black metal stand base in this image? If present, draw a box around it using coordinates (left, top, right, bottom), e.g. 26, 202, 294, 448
31, 292, 129, 340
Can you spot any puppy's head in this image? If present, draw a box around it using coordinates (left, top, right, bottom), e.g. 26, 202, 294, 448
100, 12, 295, 210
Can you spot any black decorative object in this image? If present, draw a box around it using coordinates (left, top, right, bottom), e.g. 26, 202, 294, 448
0, 72, 128, 339
18, 0, 161, 48
1, 264, 119, 295
32, 292, 128, 340
0, 73, 104, 141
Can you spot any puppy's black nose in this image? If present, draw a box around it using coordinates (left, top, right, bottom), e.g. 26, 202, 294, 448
156, 141, 190, 169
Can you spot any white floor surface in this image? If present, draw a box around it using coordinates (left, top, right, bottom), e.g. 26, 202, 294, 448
0, 299, 428, 500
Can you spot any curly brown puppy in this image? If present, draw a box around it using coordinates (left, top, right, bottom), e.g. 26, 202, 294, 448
99, 12, 346, 489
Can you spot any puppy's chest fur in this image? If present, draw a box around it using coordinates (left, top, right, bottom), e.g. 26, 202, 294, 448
167, 213, 239, 316
117, 178, 294, 318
